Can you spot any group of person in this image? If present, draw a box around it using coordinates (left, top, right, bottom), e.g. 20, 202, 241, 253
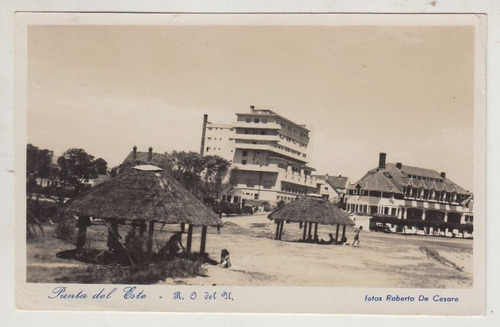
303, 226, 363, 247
157, 232, 232, 268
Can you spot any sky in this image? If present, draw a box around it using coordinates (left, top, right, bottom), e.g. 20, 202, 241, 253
27, 24, 475, 190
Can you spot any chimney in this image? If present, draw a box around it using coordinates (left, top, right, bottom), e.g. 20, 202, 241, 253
440, 172, 446, 179
200, 114, 208, 155
325, 174, 329, 180
133, 146, 137, 159
148, 147, 153, 162
250, 105, 255, 111
396, 162, 402, 170
378, 152, 387, 170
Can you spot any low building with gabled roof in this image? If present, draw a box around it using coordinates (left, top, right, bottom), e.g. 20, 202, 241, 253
346, 153, 473, 236
312, 174, 350, 206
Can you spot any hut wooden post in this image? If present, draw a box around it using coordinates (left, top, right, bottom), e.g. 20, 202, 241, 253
200, 225, 208, 254
302, 222, 308, 240
335, 224, 340, 244
186, 224, 194, 254
107, 220, 121, 252
139, 220, 146, 237
279, 220, 285, 240
314, 223, 318, 238
76, 225, 87, 251
76, 216, 90, 252
147, 220, 155, 255
308, 222, 313, 237
342, 224, 346, 240
275, 220, 280, 240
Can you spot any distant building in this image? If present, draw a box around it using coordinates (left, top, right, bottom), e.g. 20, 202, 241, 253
123, 146, 165, 164
202, 106, 324, 205
312, 174, 350, 206
346, 153, 473, 235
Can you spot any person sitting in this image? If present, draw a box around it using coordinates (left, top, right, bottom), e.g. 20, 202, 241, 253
159, 232, 185, 260
219, 249, 231, 268
329, 233, 337, 244
320, 233, 336, 245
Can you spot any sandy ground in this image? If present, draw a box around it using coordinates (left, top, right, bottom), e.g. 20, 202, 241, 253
160, 213, 473, 288
26, 213, 472, 288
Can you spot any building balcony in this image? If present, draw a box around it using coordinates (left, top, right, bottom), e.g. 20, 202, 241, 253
232, 122, 281, 130
234, 143, 307, 163
281, 171, 321, 188
233, 163, 281, 173
277, 138, 309, 154
232, 134, 281, 142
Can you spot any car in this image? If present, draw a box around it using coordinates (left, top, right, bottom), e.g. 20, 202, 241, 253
369, 223, 391, 233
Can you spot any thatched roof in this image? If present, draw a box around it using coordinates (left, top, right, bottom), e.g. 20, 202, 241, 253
58, 165, 222, 226
267, 196, 355, 226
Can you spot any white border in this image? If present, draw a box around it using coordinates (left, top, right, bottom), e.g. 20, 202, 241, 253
2, 1, 499, 326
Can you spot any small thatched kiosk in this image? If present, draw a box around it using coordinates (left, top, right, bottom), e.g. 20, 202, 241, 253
58, 164, 222, 259
268, 195, 355, 243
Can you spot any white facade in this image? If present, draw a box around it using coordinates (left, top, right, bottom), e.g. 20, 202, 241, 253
202, 106, 324, 205
203, 123, 236, 162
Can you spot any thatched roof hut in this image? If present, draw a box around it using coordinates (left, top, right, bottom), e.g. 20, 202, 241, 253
59, 165, 222, 256
268, 195, 355, 243
60, 165, 222, 226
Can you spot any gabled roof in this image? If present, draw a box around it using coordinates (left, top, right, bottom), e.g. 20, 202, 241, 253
326, 176, 349, 189
312, 175, 349, 189
221, 186, 244, 197
356, 172, 403, 194
358, 161, 471, 195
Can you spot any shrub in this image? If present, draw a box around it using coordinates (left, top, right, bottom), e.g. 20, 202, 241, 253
54, 218, 77, 245
121, 257, 206, 284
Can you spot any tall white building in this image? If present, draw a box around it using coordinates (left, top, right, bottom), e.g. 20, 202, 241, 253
202, 106, 323, 205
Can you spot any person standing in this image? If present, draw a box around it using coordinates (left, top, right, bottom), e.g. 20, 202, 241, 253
352, 226, 363, 247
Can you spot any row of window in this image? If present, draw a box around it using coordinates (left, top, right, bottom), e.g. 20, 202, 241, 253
279, 133, 307, 148
347, 204, 398, 216
405, 187, 458, 202
206, 137, 227, 141
277, 145, 306, 158
245, 117, 269, 124
207, 127, 234, 131
351, 187, 460, 203
277, 195, 297, 202
243, 129, 269, 135
407, 175, 444, 183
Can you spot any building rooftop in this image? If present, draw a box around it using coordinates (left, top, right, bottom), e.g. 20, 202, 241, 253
235, 106, 310, 132
353, 154, 471, 197
123, 147, 166, 164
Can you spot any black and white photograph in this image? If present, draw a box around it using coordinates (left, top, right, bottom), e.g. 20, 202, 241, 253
13, 12, 488, 316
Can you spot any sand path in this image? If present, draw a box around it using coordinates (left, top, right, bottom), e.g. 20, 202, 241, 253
160, 213, 472, 288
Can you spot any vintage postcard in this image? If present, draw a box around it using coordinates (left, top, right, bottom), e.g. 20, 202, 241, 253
15, 12, 486, 315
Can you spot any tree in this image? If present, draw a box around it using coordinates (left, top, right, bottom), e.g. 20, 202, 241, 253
93, 158, 108, 175
111, 150, 230, 200
162, 151, 230, 199
57, 148, 107, 195
26, 144, 56, 196
201, 155, 231, 199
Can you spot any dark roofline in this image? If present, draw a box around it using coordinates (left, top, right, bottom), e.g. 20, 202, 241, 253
235, 110, 310, 133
